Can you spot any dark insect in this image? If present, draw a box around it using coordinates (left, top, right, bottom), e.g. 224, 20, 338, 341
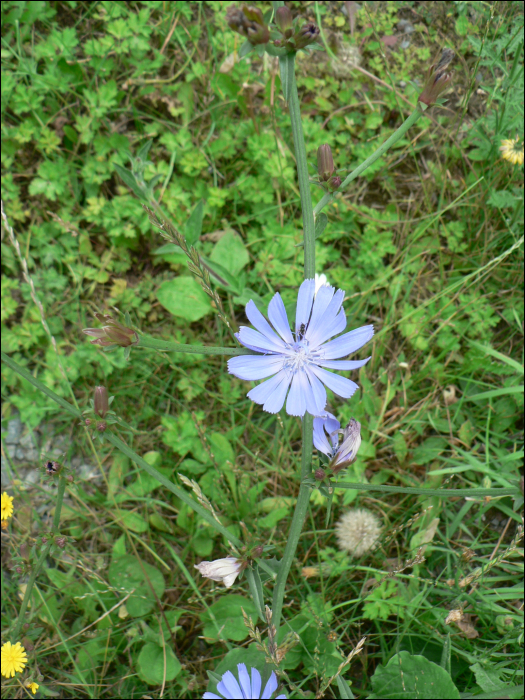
45, 461, 59, 475
298, 323, 307, 339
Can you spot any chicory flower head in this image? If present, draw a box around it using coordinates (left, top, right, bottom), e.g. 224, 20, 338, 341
204, 663, 286, 699
228, 279, 373, 417
313, 411, 362, 474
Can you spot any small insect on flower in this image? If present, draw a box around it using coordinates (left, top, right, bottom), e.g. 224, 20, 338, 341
44, 460, 60, 476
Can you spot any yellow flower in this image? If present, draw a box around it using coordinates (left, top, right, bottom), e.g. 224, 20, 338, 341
1, 492, 14, 520
27, 681, 39, 694
499, 138, 524, 166
1, 641, 28, 678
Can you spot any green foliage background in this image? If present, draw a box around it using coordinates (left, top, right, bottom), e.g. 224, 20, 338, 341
1, 1, 523, 697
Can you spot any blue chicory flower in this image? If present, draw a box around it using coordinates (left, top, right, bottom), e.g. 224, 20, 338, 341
203, 663, 286, 699
313, 411, 362, 474
228, 279, 373, 416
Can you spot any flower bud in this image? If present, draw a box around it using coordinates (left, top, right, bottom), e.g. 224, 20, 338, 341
22, 637, 34, 652
16, 566, 23, 574
83, 313, 138, 348
330, 418, 361, 475
293, 22, 320, 49
97, 421, 107, 432
251, 545, 264, 558
94, 386, 109, 418
275, 6, 293, 36
327, 175, 342, 191
418, 48, 454, 107
317, 145, 334, 182
66, 474, 74, 483
20, 544, 30, 561
41, 536, 48, 544
85, 418, 92, 427
226, 5, 270, 45
55, 536, 67, 549
314, 468, 326, 481
194, 556, 244, 588
23, 623, 30, 631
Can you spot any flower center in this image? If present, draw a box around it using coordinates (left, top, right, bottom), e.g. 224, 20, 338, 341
282, 339, 323, 374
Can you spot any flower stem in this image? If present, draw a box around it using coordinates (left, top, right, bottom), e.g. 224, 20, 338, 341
313, 107, 424, 216
284, 53, 316, 278
136, 335, 253, 356
12, 476, 67, 640
271, 414, 314, 632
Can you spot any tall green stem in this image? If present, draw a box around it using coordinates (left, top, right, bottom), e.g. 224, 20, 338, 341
12, 477, 67, 640
271, 415, 313, 632
313, 107, 423, 216
137, 335, 252, 356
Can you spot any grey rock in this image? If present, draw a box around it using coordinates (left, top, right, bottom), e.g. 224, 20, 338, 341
5, 418, 23, 445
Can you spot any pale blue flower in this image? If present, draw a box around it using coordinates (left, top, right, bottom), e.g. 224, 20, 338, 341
228, 279, 373, 416
204, 663, 286, 699
313, 411, 362, 473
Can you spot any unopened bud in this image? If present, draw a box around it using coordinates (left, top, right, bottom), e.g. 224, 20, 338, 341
66, 474, 74, 483
293, 22, 320, 49
327, 175, 342, 191
41, 537, 48, 544
252, 545, 264, 558
23, 623, 30, 631
330, 418, 361, 475
94, 385, 109, 418
55, 536, 67, 549
16, 566, 23, 574
275, 6, 293, 36
418, 48, 454, 107
314, 468, 326, 481
83, 313, 139, 348
97, 421, 107, 432
226, 5, 270, 45
22, 637, 34, 652
317, 145, 334, 181
85, 418, 92, 426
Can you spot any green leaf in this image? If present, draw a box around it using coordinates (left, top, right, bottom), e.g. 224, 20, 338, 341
114, 163, 146, 200
136, 642, 181, 685
369, 652, 460, 699
156, 276, 212, 322
116, 511, 149, 533
336, 676, 355, 699
108, 555, 165, 617
393, 433, 408, 463
315, 212, 328, 240
185, 200, 204, 246
412, 437, 447, 465
200, 594, 258, 641
209, 230, 250, 276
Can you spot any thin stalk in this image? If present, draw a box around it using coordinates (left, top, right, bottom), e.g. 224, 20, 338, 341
285, 53, 316, 278
12, 477, 67, 640
271, 415, 314, 632
137, 335, 253, 356
331, 482, 520, 498
313, 107, 424, 216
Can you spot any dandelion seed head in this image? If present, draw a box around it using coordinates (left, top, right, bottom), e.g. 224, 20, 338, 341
335, 508, 382, 557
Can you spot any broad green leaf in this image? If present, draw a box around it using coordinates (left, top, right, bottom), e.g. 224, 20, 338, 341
185, 200, 204, 245
137, 642, 181, 685
200, 595, 258, 641
209, 230, 249, 276
369, 651, 460, 699
412, 437, 447, 465
156, 276, 212, 322
108, 555, 165, 617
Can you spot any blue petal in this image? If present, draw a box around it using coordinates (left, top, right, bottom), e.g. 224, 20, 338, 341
248, 370, 288, 404
317, 357, 371, 371
263, 371, 292, 413
304, 285, 335, 341
304, 367, 327, 414
237, 327, 288, 354
250, 668, 262, 698
228, 355, 284, 380
203, 694, 222, 699
261, 672, 278, 699
276, 695, 287, 699
320, 325, 374, 359
310, 365, 359, 399
307, 290, 345, 347
286, 372, 307, 416
268, 294, 294, 344
295, 279, 315, 333
313, 416, 333, 455
218, 671, 242, 699
237, 664, 251, 698
245, 300, 283, 345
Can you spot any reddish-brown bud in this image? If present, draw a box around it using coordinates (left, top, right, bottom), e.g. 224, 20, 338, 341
16, 566, 23, 574
85, 418, 92, 426
97, 421, 107, 432
41, 536, 48, 544
418, 48, 454, 106
23, 623, 30, 631
22, 637, 34, 652
275, 6, 293, 36
55, 536, 67, 549
252, 545, 264, 558
94, 386, 109, 418
327, 175, 342, 191
317, 145, 334, 181
83, 313, 139, 348
226, 5, 270, 45
20, 543, 30, 561
314, 468, 326, 481
66, 474, 74, 483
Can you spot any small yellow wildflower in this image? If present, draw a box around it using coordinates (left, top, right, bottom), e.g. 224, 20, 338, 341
27, 681, 39, 694
499, 137, 524, 166
1, 641, 28, 678
1, 492, 14, 520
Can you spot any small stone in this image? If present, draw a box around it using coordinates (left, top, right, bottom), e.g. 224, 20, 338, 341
5, 418, 23, 445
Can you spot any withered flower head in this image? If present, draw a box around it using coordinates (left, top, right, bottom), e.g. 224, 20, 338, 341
418, 48, 454, 107
94, 386, 109, 418
317, 144, 334, 182
226, 4, 270, 45
83, 313, 138, 348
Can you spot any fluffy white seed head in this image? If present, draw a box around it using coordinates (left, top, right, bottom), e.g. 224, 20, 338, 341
335, 508, 382, 557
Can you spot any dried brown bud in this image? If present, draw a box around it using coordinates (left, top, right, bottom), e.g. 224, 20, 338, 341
275, 6, 293, 36
314, 468, 326, 481
97, 421, 107, 432
293, 22, 320, 49
327, 175, 342, 191
317, 145, 334, 181
55, 536, 67, 549
418, 48, 454, 107
226, 5, 270, 45
94, 385, 109, 418
83, 313, 139, 348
